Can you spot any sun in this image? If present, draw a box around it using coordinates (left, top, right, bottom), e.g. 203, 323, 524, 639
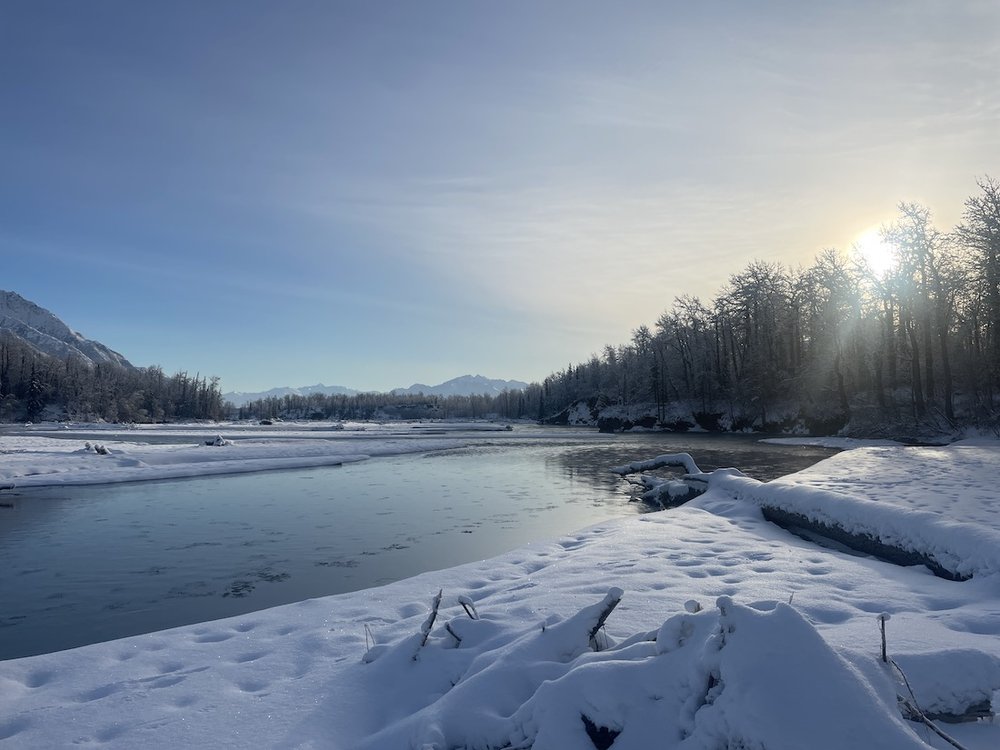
853, 227, 896, 278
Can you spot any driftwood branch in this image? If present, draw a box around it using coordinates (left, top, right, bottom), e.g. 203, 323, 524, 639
611, 453, 711, 509
610, 453, 702, 476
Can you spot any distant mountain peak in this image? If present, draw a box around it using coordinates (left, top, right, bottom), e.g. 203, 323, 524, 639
392, 374, 529, 397
222, 383, 359, 406
0, 290, 132, 368
224, 375, 528, 405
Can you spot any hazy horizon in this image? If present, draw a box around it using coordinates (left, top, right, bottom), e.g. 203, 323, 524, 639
3, 1, 998, 392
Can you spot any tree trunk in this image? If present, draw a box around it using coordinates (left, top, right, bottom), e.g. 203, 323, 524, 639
904, 312, 926, 418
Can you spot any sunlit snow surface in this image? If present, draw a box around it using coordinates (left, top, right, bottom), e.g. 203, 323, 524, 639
0, 421, 508, 486
1, 427, 999, 749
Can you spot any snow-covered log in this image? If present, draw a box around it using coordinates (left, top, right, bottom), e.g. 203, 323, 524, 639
611, 453, 715, 508
760, 505, 967, 580
891, 649, 1000, 723
632, 475, 706, 508
610, 452, 702, 476
705, 471, 1000, 580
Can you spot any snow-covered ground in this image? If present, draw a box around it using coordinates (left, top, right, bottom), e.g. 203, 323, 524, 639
2, 431, 999, 748
0, 421, 522, 487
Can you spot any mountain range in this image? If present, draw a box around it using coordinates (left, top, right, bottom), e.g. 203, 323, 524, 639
223, 384, 360, 407
224, 375, 528, 405
0, 290, 132, 368
390, 374, 529, 397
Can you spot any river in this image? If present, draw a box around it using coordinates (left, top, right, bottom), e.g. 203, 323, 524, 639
0, 430, 835, 659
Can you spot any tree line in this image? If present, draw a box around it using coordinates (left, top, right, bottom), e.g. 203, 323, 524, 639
0, 333, 224, 423
533, 177, 1000, 435
230, 389, 534, 422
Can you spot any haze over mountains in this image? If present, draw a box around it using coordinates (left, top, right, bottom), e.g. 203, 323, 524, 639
223, 375, 529, 406
0, 290, 132, 368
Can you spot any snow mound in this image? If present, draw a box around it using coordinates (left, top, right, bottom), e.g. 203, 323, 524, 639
354, 592, 927, 749
892, 649, 1000, 719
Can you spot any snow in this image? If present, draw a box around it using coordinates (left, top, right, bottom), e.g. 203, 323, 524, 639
2, 430, 1000, 748
0, 421, 510, 487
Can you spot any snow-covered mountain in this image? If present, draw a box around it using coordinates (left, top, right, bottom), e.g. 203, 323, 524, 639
0, 290, 132, 368
223, 383, 359, 407
224, 375, 528, 406
392, 374, 529, 397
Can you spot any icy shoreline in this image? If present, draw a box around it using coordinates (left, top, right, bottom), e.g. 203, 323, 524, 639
0, 421, 514, 488
2, 432, 999, 748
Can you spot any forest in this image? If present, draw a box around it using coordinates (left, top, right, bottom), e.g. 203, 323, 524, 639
531, 177, 1000, 436
4, 177, 1000, 436
0, 336, 224, 423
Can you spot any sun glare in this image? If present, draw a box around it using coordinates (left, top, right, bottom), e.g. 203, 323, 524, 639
853, 228, 896, 277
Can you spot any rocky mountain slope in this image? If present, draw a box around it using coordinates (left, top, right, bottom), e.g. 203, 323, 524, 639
0, 290, 132, 368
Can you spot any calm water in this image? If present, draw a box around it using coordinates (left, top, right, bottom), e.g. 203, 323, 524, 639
0, 432, 835, 659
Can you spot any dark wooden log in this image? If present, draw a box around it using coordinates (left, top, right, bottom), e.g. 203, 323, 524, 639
760, 505, 969, 582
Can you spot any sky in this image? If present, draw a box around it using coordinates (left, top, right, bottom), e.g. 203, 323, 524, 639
2, 1, 998, 393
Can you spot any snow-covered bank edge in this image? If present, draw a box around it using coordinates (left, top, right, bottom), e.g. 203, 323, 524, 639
703, 472, 1000, 580
0, 433, 469, 488
610, 443, 1000, 580
760, 436, 904, 449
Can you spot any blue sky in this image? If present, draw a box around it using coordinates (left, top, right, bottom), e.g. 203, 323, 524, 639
2, 1, 998, 392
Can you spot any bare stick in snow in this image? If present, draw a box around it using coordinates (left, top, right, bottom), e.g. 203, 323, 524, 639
877, 613, 890, 663
364, 623, 374, 654
414, 589, 443, 659
588, 588, 624, 650
458, 595, 479, 620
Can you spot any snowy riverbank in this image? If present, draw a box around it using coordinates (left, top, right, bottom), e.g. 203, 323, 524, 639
2, 435, 999, 748
0, 421, 523, 487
